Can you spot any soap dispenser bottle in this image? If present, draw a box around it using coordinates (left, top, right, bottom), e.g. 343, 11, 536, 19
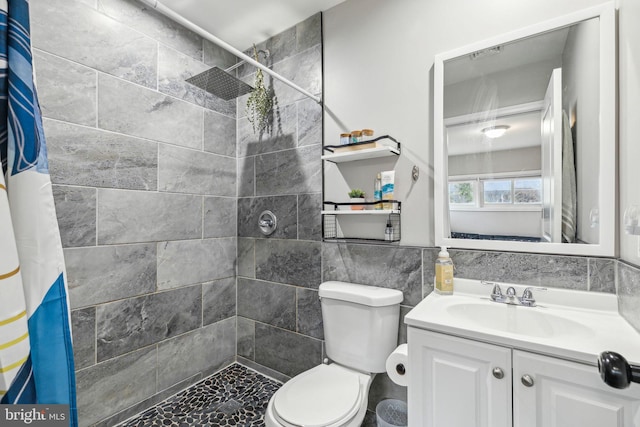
435, 246, 454, 295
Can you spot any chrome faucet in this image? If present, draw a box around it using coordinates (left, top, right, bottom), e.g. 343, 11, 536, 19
481, 281, 543, 307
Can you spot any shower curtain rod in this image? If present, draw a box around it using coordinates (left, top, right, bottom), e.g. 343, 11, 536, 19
138, 0, 322, 104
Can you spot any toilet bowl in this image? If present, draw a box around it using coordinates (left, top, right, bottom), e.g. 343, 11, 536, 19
264, 363, 373, 427
264, 281, 403, 427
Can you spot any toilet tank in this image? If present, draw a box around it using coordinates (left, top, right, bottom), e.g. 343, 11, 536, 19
319, 281, 403, 373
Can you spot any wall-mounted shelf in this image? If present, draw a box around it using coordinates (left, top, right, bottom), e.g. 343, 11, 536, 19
323, 201, 401, 242
322, 135, 400, 163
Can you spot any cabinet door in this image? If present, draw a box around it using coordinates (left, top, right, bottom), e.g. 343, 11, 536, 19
514, 350, 640, 427
408, 328, 512, 427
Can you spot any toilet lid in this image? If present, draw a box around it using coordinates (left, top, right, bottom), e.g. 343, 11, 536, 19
273, 364, 362, 427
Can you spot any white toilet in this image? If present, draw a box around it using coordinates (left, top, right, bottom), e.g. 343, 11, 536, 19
265, 281, 403, 427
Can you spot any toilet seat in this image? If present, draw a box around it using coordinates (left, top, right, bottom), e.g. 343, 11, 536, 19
273, 364, 363, 427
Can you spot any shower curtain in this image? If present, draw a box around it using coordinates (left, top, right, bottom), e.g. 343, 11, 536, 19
0, 0, 77, 426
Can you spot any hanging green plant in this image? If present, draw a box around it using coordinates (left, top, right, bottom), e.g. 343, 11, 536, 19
246, 45, 273, 134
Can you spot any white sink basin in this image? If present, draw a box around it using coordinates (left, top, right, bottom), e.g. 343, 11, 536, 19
405, 278, 640, 365
446, 302, 592, 338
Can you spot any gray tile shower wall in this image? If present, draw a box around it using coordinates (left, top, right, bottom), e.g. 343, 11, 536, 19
32, 0, 237, 425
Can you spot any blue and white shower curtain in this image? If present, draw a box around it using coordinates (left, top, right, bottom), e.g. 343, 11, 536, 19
0, 0, 77, 425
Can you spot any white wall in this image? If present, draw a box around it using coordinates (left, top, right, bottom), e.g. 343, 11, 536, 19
618, 0, 640, 264
323, 0, 613, 247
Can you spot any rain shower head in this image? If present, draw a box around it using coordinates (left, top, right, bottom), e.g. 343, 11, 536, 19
186, 66, 254, 101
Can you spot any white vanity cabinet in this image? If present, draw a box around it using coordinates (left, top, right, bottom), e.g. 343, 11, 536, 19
408, 328, 640, 427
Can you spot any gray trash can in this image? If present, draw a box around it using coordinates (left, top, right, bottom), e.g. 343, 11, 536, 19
375, 399, 408, 427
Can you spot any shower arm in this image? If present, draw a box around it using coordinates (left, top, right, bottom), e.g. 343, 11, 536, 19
138, 0, 322, 104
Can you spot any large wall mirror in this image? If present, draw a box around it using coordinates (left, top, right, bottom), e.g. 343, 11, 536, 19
434, 3, 616, 256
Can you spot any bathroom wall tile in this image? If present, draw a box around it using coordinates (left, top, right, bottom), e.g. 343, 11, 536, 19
33, 50, 96, 126
238, 278, 296, 330
203, 278, 237, 325
237, 356, 291, 384
98, 0, 203, 61
242, 28, 296, 75
255, 239, 322, 288
237, 157, 255, 197
157, 317, 236, 390
45, 120, 158, 191
96, 285, 202, 361
398, 305, 411, 345
254, 323, 322, 378
270, 45, 322, 107
237, 195, 298, 239
203, 40, 238, 68
450, 250, 589, 290
65, 244, 156, 309
237, 103, 298, 157
322, 243, 423, 306
589, 258, 616, 293
32, 0, 157, 88
238, 238, 256, 278
297, 97, 322, 147
237, 317, 255, 360
97, 189, 202, 244
157, 45, 236, 117
618, 262, 640, 332
71, 307, 96, 370
98, 74, 202, 149
204, 197, 237, 238
157, 238, 236, 290
204, 110, 237, 157
76, 346, 156, 426
298, 193, 322, 241
296, 13, 322, 54
422, 248, 438, 297
256, 145, 321, 196
367, 373, 407, 413
297, 288, 323, 340
52, 185, 96, 248
159, 144, 236, 196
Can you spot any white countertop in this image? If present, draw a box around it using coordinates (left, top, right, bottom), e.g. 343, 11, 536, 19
405, 278, 640, 366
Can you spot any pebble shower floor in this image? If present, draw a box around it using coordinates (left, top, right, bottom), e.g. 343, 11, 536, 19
117, 364, 281, 427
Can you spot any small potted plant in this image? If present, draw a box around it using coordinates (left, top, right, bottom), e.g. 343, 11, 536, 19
348, 189, 366, 210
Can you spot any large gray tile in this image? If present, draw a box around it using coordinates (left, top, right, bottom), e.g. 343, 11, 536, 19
65, 244, 156, 309
619, 262, 640, 332
238, 278, 296, 330
297, 288, 323, 339
238, 238, 255, 278
237, 317, 255, 360
52, 185, 96, 248
203, 278, 236, 325
96, 285, 202, 361
322, 243, 423, 306
589, 258, 616, 293
98, 0, 203, 61
71, 307, 95, 370
34, 50, 96, 126
157, 45, 235, 117
297, 97, 322, 147
398, 305, 411, 345
204, 110, 237, 157
298, 193, 322, 241
98, 74, 202, 149
32, 0, 157, 88
157, 317, 236, 390
237, 156, 255, 197
269, 45, 322, 107
422, 248, 438, 297
97, 189, 202, 244
238, 195, 298, 239
45, 120, 158, 190
256, 145, 321, 196
204, 197, 236, 238
159, 144, 236, 196
450, 250, 589, 290
76, 346, 156, 426
157, 238, 236, 290
296, 13, 322, 54
237, 103, 298, 157
203, 40, 238, 68
256, 239, 321, 288
255, 323, 322, 378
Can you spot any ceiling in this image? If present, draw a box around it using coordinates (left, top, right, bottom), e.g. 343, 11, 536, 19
159, 0, 347, 50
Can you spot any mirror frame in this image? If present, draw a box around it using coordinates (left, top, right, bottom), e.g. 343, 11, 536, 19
434, 2, 617, 257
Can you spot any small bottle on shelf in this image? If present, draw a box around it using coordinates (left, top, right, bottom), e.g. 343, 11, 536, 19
350, 130, 362, 143
434, 247, 454, 295
374, 173, 382, 210
384, 220, 394, 241
362, 128, 374, 142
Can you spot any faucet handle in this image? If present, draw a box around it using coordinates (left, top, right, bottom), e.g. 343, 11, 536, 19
521, 287, 536, 306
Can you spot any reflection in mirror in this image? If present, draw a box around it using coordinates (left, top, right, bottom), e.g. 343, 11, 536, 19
434, 4, 616, 256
